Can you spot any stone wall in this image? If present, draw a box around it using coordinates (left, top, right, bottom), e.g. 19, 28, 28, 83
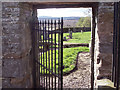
2, 2, 34, 88
94, 2, 114, 80
1, 1, 115, 88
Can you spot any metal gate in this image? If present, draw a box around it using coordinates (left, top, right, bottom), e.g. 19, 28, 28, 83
32, 18, 63, 89
112, 2, 120, 90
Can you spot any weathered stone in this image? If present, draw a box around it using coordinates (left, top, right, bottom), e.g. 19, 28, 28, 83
99, 43, 113, 54
2, 2, 34, 88
2, 59, 22, 77
1, 1, 115, 88
94, 2, 114, 83
10, 73, 30, 87
2, 78, 11, 88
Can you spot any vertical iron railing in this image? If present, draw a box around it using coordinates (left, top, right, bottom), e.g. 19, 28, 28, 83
112, 2, 120, 90
61, 18, 63, 90
33, 18, 63, 89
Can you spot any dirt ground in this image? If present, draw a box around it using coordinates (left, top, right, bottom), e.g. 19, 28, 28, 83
63, 52, 91, 88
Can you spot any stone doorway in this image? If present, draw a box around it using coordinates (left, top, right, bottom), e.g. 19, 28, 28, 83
3, 2, 117, 89
35, 4, 96, 89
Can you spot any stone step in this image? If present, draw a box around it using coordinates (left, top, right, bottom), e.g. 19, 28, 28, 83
97, 79, 116, 90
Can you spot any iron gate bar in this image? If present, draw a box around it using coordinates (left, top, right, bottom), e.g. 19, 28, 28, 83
34, 18, 63, 89
61, 17, 63, 90
35, 29, 60, 34
51, 19, 53, 89
48, 20, 51, 89
54, 20, 57, 89
39, 21, 42, 87
35, 57, 59, 77
42, 20, 45, 88
45, 20, 47, 89
37, 21, 40, 87
40, 20, 42, 86
35, 21, 38, 88
58, 19, 60, 89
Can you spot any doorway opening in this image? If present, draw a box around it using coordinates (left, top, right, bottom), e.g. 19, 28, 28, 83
36, 7, 92, 89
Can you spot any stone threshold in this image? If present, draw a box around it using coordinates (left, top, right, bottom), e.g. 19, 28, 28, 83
96, 79, 116, 90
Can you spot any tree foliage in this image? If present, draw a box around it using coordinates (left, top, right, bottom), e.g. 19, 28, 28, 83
76, 17, 91, 27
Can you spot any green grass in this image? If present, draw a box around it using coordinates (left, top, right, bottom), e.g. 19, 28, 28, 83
39, 31, 91, 74
63, 32, 91, 43
40, 47, 89, 74
62, 47, 89, 73
41, 31, 91, 44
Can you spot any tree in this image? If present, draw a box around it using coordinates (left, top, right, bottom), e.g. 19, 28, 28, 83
76, 17, 91, 27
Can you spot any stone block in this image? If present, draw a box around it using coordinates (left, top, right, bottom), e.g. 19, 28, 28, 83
2, 2, 34, 88
2, 43, 22, 59
2, 59, 22, 78
99, 43, 113, 54
2, 78, 11, 88
94, 2, 114, 79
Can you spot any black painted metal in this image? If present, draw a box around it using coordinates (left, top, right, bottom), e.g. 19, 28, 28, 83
112, 2, 118, 86
61, 17, 63, 90
112, 2, 120, 90
33, 18, 63, 89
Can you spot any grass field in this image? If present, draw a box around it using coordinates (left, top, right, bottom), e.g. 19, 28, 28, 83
41, 31, 91, 44
63, 32, 91, 43
40, 47, 89, 74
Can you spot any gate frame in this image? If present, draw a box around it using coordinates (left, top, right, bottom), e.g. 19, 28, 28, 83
32, 2, 98, 89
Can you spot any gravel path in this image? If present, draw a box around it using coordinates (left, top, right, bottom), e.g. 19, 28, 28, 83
63, 52, 91, 88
